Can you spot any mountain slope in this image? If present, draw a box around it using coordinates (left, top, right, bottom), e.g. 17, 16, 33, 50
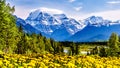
16, 17, 42, 34
68, 16, 120, 42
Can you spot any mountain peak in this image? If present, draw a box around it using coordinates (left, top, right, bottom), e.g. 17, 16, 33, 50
26, 10, 42, 20
83, 16, 112, 27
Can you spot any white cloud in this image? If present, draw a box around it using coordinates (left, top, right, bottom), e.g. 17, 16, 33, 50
14, 7, 64, 19
31, 7, 64, 14
68, 0, 76, 3
107, 1, 120, 4
39, 7, 64, 14
74, 6, 82, 11
13, 7, 120, 22
79, 10, 120, 21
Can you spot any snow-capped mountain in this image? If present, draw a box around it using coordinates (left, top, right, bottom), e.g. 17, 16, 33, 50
16, 10, 120, 42
26, 10, 59, 35
17, 9, 84, 41
68, 16, 120, 42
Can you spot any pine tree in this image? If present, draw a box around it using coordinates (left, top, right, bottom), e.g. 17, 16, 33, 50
31, 33, 38, 53
70, 42, 76, 55
0, 0, 19, 53
108, 33, 120, 56
16, 25, 24, 54
76, 45, 80, 55
99, 47, 107, 57
119, 36, 120, 42
44, 38, 54, 53
108, 33, 119, 49
37, 34, 45, 54
24, 34, 33, 54
56, 42, 63, 54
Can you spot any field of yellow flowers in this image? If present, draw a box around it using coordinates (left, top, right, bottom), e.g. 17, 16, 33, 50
0, 53, 120, 68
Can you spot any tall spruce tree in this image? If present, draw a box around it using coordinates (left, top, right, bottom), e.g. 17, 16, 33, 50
108, 33, 119, 48
16, 25, 24, 54
119, 36, 120, 42
44, 38, 54, 53
0, 0, 19, 53
37, 34, 45, 54
107, 33, 119, 56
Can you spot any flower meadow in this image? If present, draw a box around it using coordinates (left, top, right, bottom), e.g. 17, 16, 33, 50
0, 54, 119, 68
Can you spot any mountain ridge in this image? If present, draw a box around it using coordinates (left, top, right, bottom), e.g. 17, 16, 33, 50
16, 9, 120, 42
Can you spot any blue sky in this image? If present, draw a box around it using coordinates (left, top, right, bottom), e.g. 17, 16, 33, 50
6, 0, 120, 21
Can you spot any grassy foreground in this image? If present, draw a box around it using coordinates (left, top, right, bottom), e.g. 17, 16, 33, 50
0, 53, 119, 68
